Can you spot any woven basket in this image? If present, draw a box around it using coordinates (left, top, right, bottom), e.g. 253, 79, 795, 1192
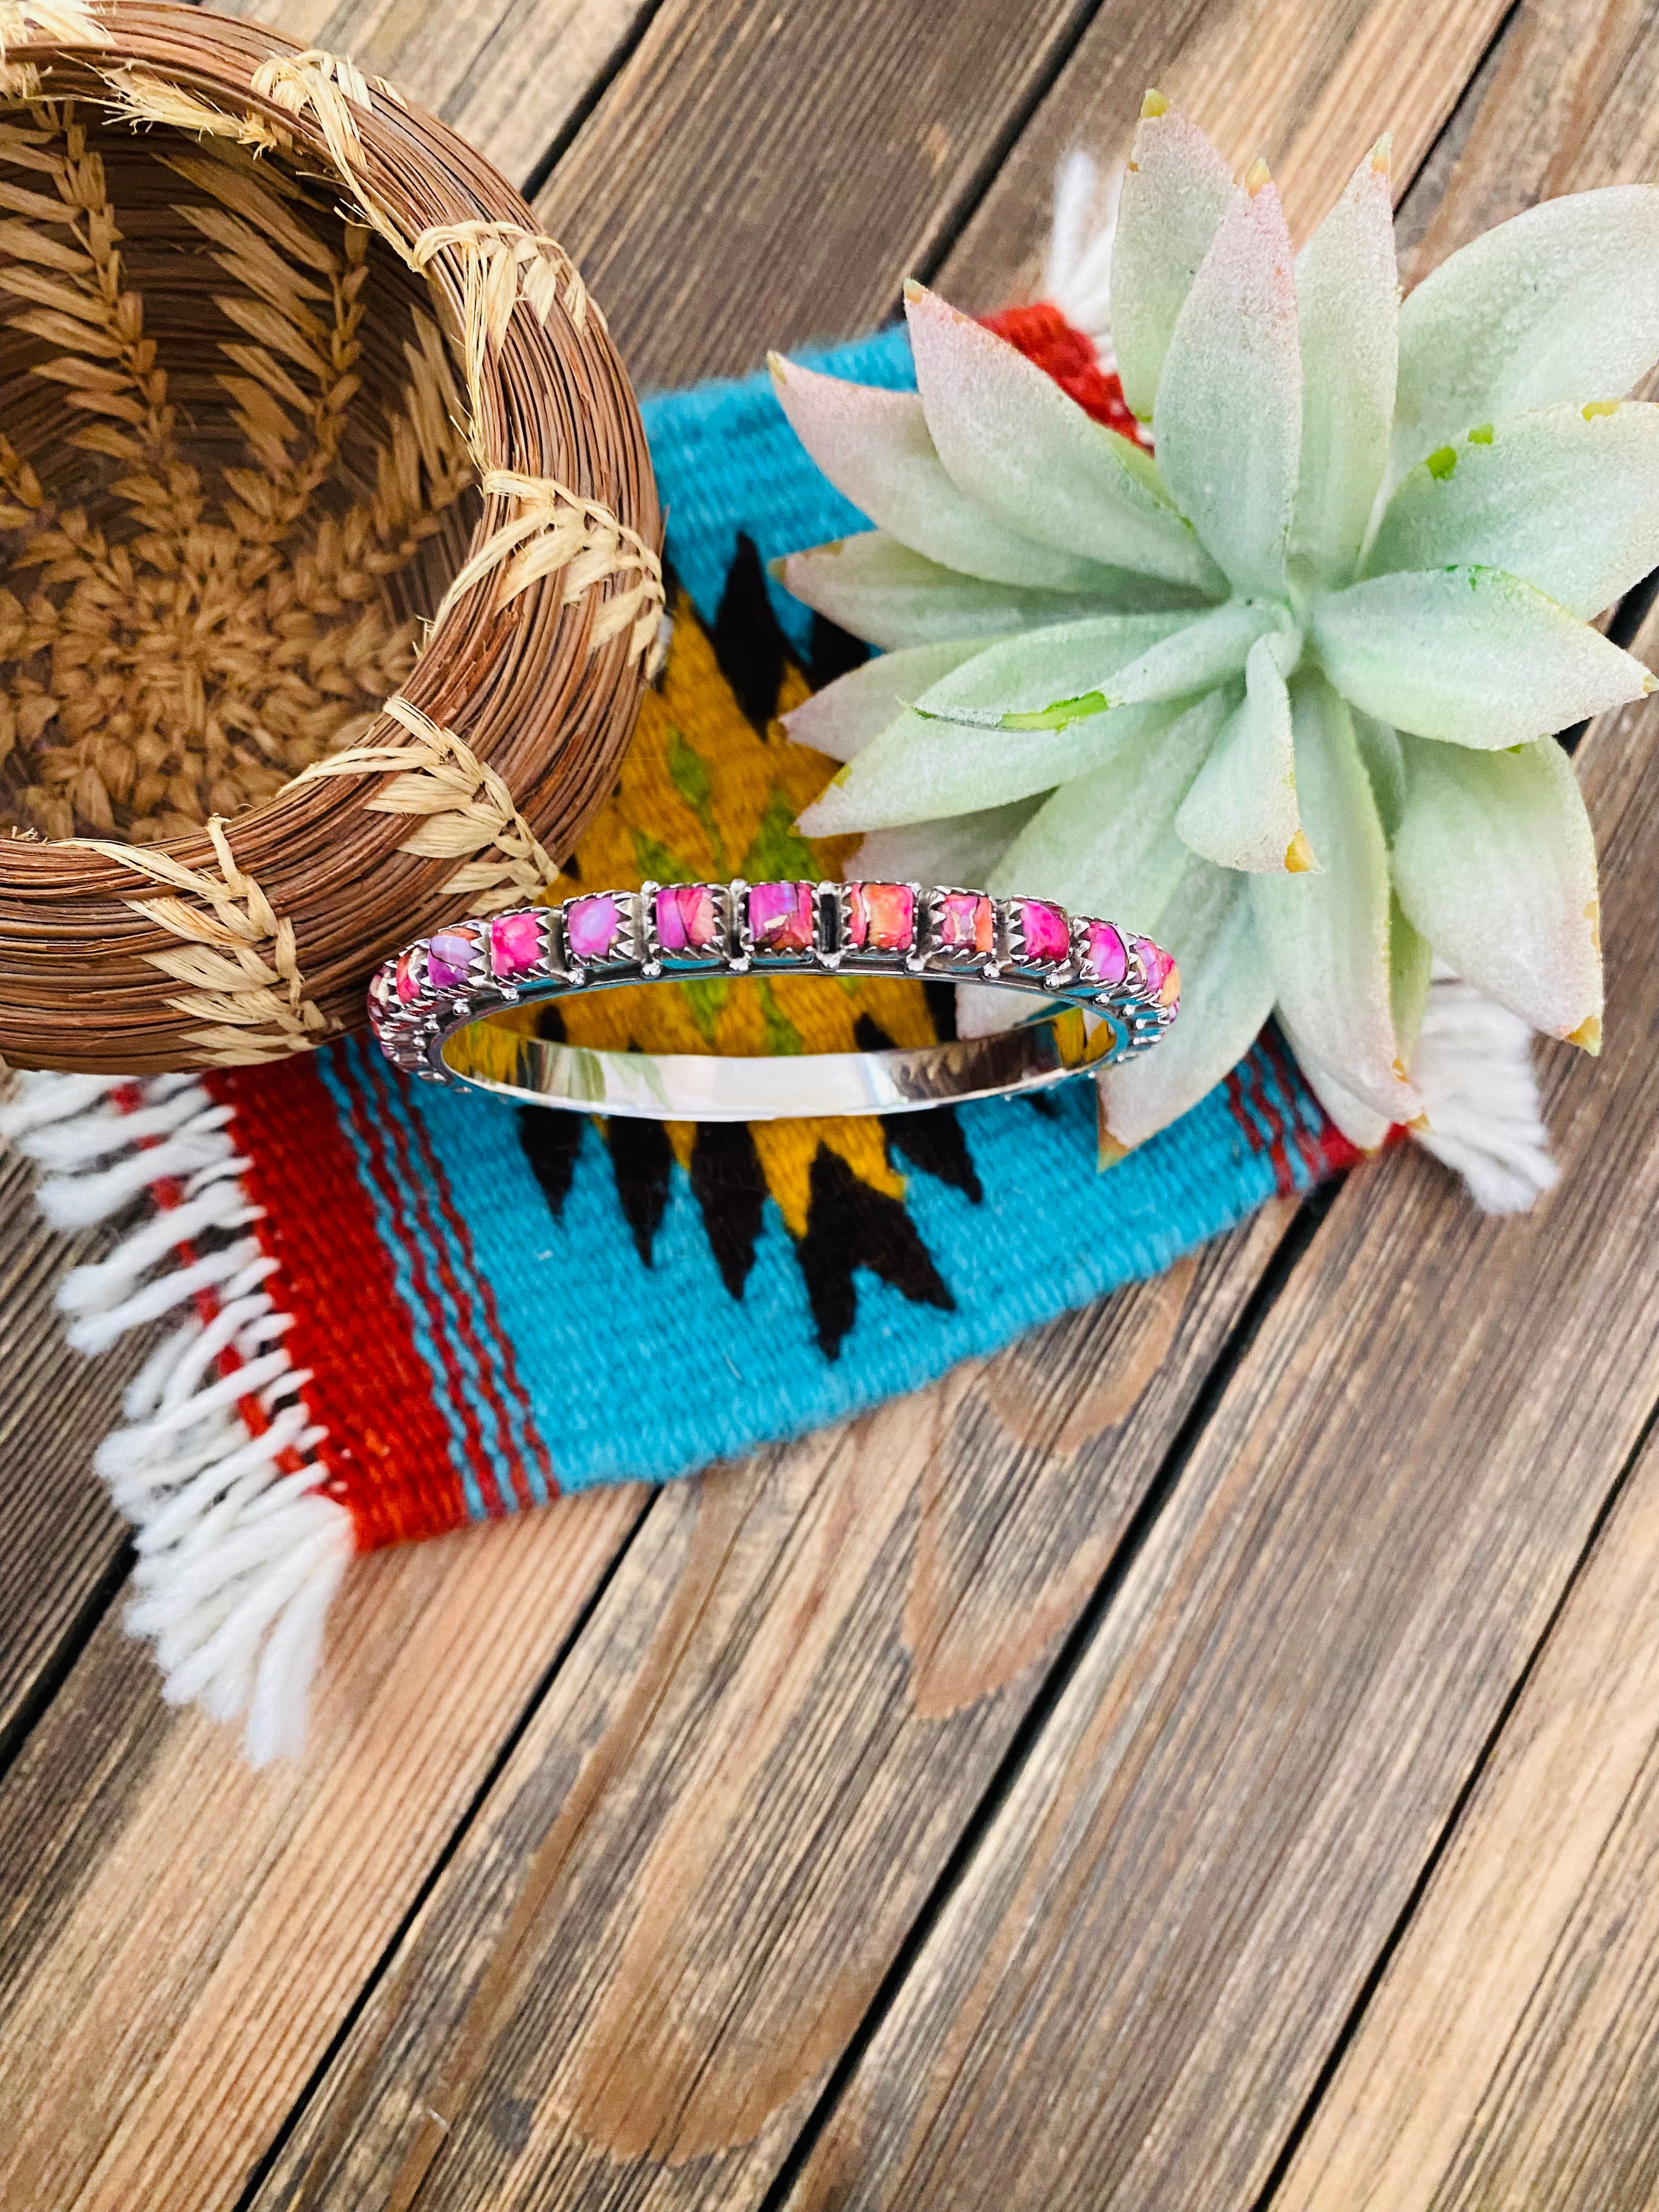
0, 1, 662, 1075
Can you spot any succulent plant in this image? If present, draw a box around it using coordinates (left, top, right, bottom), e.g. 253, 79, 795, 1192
771, 98, 1659, 1159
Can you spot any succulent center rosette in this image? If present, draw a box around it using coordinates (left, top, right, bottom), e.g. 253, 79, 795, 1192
770, 97, 1659, 1163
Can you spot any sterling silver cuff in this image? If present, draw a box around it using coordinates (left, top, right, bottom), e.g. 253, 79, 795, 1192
369, 878, 1180, 1121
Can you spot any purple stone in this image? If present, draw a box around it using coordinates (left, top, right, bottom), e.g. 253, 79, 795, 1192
427, 928, 478, 991
748, 880, 815, 956
1016, 899, 1069, 964
566, 892, 624, 962
656, 882, 720, 955
1081, 920, 1127, 986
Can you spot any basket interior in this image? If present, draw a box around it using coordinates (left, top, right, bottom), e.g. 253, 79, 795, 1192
0, 94, 479, 844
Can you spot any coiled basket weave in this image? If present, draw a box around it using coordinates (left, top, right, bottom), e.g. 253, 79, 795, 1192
0, 0, 662, 1074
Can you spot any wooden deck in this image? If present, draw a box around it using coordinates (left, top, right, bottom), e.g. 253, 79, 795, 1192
5, 1, 1659, 2205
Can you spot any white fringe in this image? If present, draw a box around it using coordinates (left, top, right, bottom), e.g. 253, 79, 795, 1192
0, 1069, 353, 1763
1042, 149, 1122, 368
1409, 969, 1559, 1213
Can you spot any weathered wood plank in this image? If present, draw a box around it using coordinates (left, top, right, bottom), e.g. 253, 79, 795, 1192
231, 16, 1517, 2211
532, 0, 1103, 385
207, 0, 658, 190
939, 0, 1510, 310
779, 13, 1659, 2160
0, 1152, 131, 1751
248, 1221, 1293, 2212
1275, 1420, 1659, 2212
0, 1487, 647, 2212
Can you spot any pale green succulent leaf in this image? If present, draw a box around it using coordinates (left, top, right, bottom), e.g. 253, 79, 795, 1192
1250, 672, 1414, 1122
905, 606, 1200, 732
782, 641, 990, 763
911, 598, 1276, 732
1311, 565, 1654, 746
1154, 174, 1302, 596
1278, 1019, 1394, 1150
1365, 400, 1659, 619
1390, 732, 1601, 1041
769, 355, 1119, 589
1175, 629, 1303, 871
1110, 99, 1233, 422
850, 797, 1043, 890
1096, 861, 1277, 1150
903, 282, 1226, 592
985, 690, 1232, 928
798, 695, 1181, 834
778, 532, 1189, 651
1390, 893, 1433, 1068
1351, 709, 1405, 839
1392, 183, 1659, 479
1292, 139, 1398, 584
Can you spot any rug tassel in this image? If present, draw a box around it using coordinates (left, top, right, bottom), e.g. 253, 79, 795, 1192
1041, 148, 1121, 364
1408, 969, 1559, 1214
0, 1070, 352, 1762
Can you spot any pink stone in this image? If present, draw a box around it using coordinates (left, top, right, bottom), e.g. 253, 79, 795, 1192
566, 892, 624, 962
489, 909, 543, 979
748, 879, 815, 956
395, 946, 422, 1003
656, 881, 721, 955
846, 881, 915, 954
1016, 898, 1069, 964
1081, 920, 1127, 986
938, 890, 994, 956
427, 928, 478, 991
1132, 933, 1180, 1006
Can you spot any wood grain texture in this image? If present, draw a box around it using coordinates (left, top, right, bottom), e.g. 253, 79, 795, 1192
939, 0, 1509, 312
0, 1147, 142, 1752
247, 1218, 1292, 2212
0, 1487, 647, 2212
530, 0, 1103, 386
207, 0, 657, 189
1276, 1420, 1659, 2212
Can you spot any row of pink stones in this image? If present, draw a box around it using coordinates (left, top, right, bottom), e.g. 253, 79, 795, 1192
391, 883, 1178, 1010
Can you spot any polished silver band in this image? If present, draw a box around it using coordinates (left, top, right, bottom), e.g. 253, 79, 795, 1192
369, 879, 1179, 1121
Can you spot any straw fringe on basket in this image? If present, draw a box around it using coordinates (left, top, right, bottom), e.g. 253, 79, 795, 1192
0, 0, 661, 1074
287, 692, 563, 916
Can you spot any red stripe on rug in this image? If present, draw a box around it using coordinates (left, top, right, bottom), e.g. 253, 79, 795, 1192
409, 1130, 556, 1513
350, 1047, 526, 1520
371, 1051, 554, 1514
1258, 1025, 1368, 1180
1226, 1049, 1297, 1195
210, 1057, 473, 1552
336, 1048, 507, 1521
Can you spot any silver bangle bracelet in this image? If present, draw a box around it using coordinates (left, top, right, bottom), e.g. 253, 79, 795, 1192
369, 878, 1180, 1121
